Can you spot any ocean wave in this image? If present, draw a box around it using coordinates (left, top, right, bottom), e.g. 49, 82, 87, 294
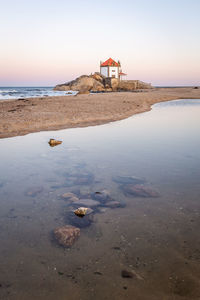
0, 89, 17, 93
0, 87, 74, 100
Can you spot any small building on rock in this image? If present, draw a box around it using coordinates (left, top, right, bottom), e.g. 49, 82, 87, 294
100, 58, 127, 80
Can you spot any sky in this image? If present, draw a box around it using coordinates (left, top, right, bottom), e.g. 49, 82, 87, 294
0, 0, 200, 86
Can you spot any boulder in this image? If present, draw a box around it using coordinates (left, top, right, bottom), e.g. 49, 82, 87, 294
74, 207, 93, 217
54, 225, 80, 247
91, 72, 105, 83
77, 89, 90, 95
54, 75, 104, 93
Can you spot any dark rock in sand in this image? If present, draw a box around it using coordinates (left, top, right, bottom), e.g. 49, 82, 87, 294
54, 225, 80, 247
121, 269, 143, 280
121, 270, 134, 278
121, 184, 159, 198
112, 175, 145, 185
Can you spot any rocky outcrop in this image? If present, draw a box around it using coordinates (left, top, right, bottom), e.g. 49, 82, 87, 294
118, 80, 152, 91
54, 74, 105, 93
54, 73, 152, 93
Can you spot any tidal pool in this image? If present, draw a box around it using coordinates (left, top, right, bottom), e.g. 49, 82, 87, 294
0, 99, 200, 299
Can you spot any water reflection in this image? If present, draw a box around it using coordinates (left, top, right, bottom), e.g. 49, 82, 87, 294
0, 99, 200, 299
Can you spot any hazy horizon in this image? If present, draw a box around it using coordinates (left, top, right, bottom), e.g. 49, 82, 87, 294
1, 0, 200, 86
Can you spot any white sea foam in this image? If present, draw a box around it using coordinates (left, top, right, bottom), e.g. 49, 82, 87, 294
0, 89, 17, 93
0, 87, 76, 100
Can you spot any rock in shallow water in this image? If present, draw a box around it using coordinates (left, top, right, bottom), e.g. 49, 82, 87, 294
66, 210, 94, 228
105, 201, 123, 208
121, 184, 159, 198
93, 190, 111, 202
73, 198, 100, 207
54, 225, 80, 247
61, 192, 79, 202
112, 175, 145, 185
73, 173, 94, 185
48, 139, 62, 147
74, 207, 93, 217
25, 186, 43, 197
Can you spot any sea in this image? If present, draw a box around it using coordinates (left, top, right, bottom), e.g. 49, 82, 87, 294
0, 87, 76, 100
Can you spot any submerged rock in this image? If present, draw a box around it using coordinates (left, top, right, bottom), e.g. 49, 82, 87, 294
48, 139, 62, 147
25, 186, 43, 197
93, 190, 111, 202
105, 201, 123, 208
61, 192, 79, 202
113, 175, 145, 185
66, 210, 94, 228
54, 225, 80, 247
73, 198, 100, 208
73, 173, 94, 185
121, 184, 159, 198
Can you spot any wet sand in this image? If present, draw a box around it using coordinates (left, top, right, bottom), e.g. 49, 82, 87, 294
0, 87, 200, 139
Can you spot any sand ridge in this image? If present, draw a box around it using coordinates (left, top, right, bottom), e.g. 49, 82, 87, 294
0, 87, 200, 139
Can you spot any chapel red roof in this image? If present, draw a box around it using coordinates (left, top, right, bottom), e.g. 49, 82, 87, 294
101, 58, 119, 67
119, 72, 127, 76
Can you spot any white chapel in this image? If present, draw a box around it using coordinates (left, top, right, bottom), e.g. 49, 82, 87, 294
100, 58, 127, 80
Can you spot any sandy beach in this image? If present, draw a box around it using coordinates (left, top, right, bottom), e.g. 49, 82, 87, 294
0, 87, 200, 139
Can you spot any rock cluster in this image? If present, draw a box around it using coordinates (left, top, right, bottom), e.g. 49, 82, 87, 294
54, 73, 152, 93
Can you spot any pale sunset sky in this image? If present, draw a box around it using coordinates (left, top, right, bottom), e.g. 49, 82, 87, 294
0, 0, 200, 86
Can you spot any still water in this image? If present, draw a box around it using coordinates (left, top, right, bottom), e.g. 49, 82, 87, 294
0, 99, 200, 300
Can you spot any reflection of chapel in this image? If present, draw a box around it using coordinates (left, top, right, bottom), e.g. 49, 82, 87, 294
100, 58, 127, 80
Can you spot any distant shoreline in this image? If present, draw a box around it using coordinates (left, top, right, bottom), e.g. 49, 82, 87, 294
0, 87, 200, 139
